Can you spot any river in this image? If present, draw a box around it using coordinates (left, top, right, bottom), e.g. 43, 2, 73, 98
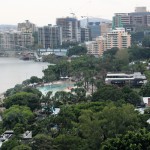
0, 57, 49, 93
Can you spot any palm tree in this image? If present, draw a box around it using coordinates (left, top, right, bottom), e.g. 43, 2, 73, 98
41, 91, 53, 115
71, 87, 86, 102
89, 77, 95, 95
54, 91, 70, 105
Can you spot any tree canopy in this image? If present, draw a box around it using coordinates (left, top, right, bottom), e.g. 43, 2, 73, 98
101, 129, 150, 150
4, 92, 40, 111
67, 45, 87, 57
3, 105, 34, 129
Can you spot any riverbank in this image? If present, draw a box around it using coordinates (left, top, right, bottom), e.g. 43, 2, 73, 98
0, 93, 5, 111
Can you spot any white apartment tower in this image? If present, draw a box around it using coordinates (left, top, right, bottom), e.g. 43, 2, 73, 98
56, 17, 81, 42
0, 31, 34, 50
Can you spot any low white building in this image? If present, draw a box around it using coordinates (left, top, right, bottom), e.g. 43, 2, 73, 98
0, 130, 14, 148
22, 131, 32, 139
105, 72, 147, 86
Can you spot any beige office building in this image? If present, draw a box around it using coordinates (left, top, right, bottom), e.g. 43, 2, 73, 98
18, 20, 37, 33
106, 28, 131, 50
85, 28, 131, 56
100, 22, 112, 36
0, 31, 34, 50
85, 36, 106, 56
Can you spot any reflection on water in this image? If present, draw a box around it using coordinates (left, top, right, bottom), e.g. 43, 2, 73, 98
0, 57, 49, 93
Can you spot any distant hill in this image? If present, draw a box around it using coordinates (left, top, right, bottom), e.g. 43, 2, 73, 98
0, 25, 17, 31
80, 17, 112, 27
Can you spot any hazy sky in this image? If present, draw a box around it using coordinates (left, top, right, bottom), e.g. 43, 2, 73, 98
0, 0, 149, 26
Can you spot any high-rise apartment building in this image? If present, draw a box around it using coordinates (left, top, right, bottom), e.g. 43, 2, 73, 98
85, 28, 131, 56
113, 7, 150, 31
87, 21, 101, 40
56, 17, 81, 42
38, 24, 62, 49
81, 27, 91, 43
112, 13, 130, 28
0, 31, 34, 50
106, 28, 131, 50
18, 20, 37, 33
85, 36, 106, 56
100, 22, 112, 36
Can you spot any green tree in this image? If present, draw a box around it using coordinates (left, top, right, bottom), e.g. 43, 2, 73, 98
103, 47, 119, 58
4, 92, 40, 111
22, 87, 42, 98
115, 49, 129, 66
1, 139, 20, 150
13, 123, 25, 135
53, 134, 87, 150
4, 84, 24, 97
140, 82, 150, 97
92, 85, 123, 102
3, 105, 34, 129
12, 144, 31, 150
54, 91, 70, 104
130, 62, 146, 74
71, 87, 86, 102
67, 45, 87, 56
122, 86, 141, 106
142, 36, 150, 48
101, 129, 150, 150
129, 47, 150, 61
56, 106, 76, 129
78, 109, 103, 150
61, 41, 79, 49
22, 79, 30, 86
41, 91, 54, 115
43, 67, 58, 82
29, 76, 42, 84
31, 134, 53, 150
78, 103, 140, 150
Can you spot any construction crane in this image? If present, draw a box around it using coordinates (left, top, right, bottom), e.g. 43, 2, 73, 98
81, 16, 89, 27
70, 13, 76, 18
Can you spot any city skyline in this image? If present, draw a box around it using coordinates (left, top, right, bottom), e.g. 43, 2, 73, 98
0, 0, 149, 26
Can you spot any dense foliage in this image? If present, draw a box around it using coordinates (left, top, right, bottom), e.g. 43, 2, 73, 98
101, 129, 150, 150
42, 54, 68, 64
67, 45, 87, 56
2, 45, 150, 149
4, 92, 41, 111
129, 47, 150, 61
3, 105, 34, 129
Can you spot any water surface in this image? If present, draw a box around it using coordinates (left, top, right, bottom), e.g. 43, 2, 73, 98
0, 57, 49, 93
